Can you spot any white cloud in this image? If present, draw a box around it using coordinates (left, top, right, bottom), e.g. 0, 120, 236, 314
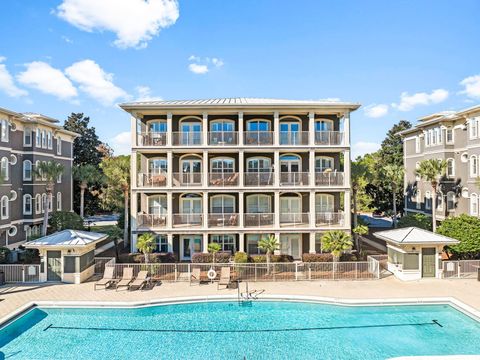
459, 75, 480, 99
0, 57, 28, 97
392, 88, 449, 112
211, 58, 224, 67
134, 85, 162, 101
110, 131, 131, 155
61, 35, 73, 43
352, 141, 381, 159
188, 55, 200, 62
17, 61, 77, 100
188, 63, 209, 74
65, 59, 128, 105
56, 0, 179, 49
364, 104, 389, 118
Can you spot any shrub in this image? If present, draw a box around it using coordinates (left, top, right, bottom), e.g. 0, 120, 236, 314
191, 252, 231, 263
250, 254, 294, 263
302, 253, 334, 262
48, 211, 84, 233
234, 252, 249, 263
437, 214, 480, 259
397, 213, 432, 231
340, 253, 358, 262
0, 247, 10, 264
119, 252, 176, 263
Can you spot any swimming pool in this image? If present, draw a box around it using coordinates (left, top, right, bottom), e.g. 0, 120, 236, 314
1, 300, 480, 359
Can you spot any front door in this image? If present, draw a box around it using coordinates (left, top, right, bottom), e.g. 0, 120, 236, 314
422, 247, 436, 277
280, 234, 301, 259
47, 251, 62, 281
181, 235, 202, 260
280, 156, 300, 184
182, 159, 202, 184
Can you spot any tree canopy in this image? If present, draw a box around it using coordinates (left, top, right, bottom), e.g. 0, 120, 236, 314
437, 214, 480, 259
397, 213, 432, 231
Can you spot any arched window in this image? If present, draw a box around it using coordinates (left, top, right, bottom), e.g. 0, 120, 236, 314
23, 194, 32, 215
280, 194, 302, 222
437, 191, 444, 211
416, 190, 422, 209
1, 196, 9, 219
247, 157, 271, 172
447, 191, 456, 211
1, 119, 9, 142
471, 193, 478, 216
315, 156, 334, 172
425, 191, 432, 210
41, 161, 47, 181
209, 120, 235, 145
57, 136, 62, 155
41, 193, 47, 213
48, 194, 52, 212
279, 118, 301, 145
470, 155, 478, 177
35, 160, 41, 180
23, 160, 32, 180
148, 120, 167, 133
35, 194, 41, 214
210, 157, 234, 173
446, 158, 454, 178
210, 194, 235, 213
148, 157, 168, 174
180, 193, 202, 214
315, 194, 334, 213
57, 192, 62, 211
179, 117, 202, 145
210, 119, 234, 132
148, 195, 167, 215
246, 194, 271, 213
41, 130, 46, 148
0, 157, 8, 181
315, 119, 334, 132
47, 131, 52, 149
280, 154, 301, 173
246, 119, 270, 131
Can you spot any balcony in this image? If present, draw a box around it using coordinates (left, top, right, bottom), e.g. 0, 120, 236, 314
172, 173, 203, 187
137, 171, 167, 187
315, 172, 344, 186
315, 212, 344, 227
173, 213, 203, 226
315, 131, 344, 145
208, 213, 239, 227
137, 213, 167, 228
279, 172, 309, 186
244, 171, 274, 186
244, 131, 274, 145
138, 132, 167, 146
209, 172, 239, 187
244, 213, 274, 227
280, 213, 309, 227
172, 132, 202, 146
279, 131, 309, 146
208, 131, 238, 145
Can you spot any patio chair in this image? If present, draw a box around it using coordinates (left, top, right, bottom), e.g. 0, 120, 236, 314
217, 267, 231, 289
190, 267, 202, 285
94, 266, 117, 290
128, 270, 150, 291
115, 267, 134, 291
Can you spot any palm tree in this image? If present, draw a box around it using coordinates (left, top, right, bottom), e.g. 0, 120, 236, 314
106, 226, 123, 261
73, 164, 103, 218
34, 162, 64, 236
321, 230, 353, 262
258, 235, 279, 274
382, 164, 404, 228
136, 233, 155, 263
415, 159, 447, 232
208, 242, 222, 264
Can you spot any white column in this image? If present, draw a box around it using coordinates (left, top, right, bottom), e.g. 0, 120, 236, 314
344, 190, 351, 230
131, 115, 138, 147
239, 191, 244, 228
203, 191, 209, 228
202, 150, 208, 187
274, 192, 280, 228
274, 231, 281, 255
274, 151, 280, 187
130, 190, 137, 252
343, 110, 350, 146
239, 151, 244, 187
309, 190, 316, 228
239, 233, 245, 253
202, 112, 208, 145
131, 149, 138, 189
309, 150, 315, 187
167, 112, 173, 145
344, 149, 351, 188
167, 233, 173, 253
238, 111, 244, 146
202, 233, 208, 253
167, 151, 173, 188
309, 232, 316, 254
167, 192, 173, 229
274, 111, 280, 146
308, 111, 315, 146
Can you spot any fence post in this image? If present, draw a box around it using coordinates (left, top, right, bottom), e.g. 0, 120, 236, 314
295, 263, 298, 281
377, 259, 380, 279
255, 264, 257, 282
187, 263, 190, 283
22, 266, 25, 283
457, 262, 461, 278
355, 262, 358, 280
332, 262, 335, 280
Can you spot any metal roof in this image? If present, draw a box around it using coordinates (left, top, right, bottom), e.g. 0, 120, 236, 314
24, 230, 108, 247
374, 227, 459, 245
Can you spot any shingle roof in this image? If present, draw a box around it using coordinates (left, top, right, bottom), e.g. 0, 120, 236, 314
25, 230, 108, 247
374, 227, 459, 245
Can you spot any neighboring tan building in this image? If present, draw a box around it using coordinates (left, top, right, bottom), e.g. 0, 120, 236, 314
0, 107, 77, 248
120, 98, 359, 260
401, 104, 480, 221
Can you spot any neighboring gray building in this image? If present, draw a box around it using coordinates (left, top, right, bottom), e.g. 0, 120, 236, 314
0, 107, 77, 248
401, 104, 480, 221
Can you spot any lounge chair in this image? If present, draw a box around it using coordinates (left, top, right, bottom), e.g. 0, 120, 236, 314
116, 267, 134, 291
129, 270, 150, 291
190, 267, 202, 285
217, 267, 231, 289
94, 267, 117, 290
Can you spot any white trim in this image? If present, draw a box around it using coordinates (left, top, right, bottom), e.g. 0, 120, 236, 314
23, 194, 32, 215
0, 195, 9, 219
23, 160, 32, 181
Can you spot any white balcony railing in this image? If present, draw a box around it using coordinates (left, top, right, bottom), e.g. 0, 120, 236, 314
209, 172, 239, 186
315, 172, 344, 186
208, 131, 238, 145
315, 212, 344, 227
137, 213, 167, 227
244, 213, 274, 227
208, 213, 239, 227
172, 132, 202, 146
279, 131, 309, 145
173, 213, 203, 226
244, 131, 274, 145
279, 172, 309, 186
315, 131, 344, 145
244, 171, 274, 186
172, 172, 203, 187
138, 132, 168, 146
279, 213, 310, 227
137, 171, 168, 187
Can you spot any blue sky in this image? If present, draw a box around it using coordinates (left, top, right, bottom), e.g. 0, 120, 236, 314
0, 0, 479, 157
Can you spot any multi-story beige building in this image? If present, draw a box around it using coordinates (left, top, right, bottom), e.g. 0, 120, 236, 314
120, 98, 359, 260
402, 104, 480, 220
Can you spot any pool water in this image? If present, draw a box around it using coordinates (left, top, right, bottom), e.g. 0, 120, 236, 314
1, 301, 480, 359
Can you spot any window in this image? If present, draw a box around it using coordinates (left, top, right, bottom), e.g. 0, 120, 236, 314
1, 119, 8, 142
35, 194, 41, 214
148, 195, 167, 215
148, 120, 167, 133
41, 161, 47, 181
247, 157, 271, 172
57, 173, 62, 183
1, 196, 8, 219
470, 118, 478, 139
432, 129, 437, 145
404, 253, 420, 270
41, 193, 47, 213
470, 155, 478, 177
315, 156, 334, 172
315, 194, 334, 213
48, 193, 53, 212
47, 131, 52, 149
24, 128, 32, 146
246, 119, 270, 131
246, 194, 271, 213
315, 119, 333, 132
425, 191, 432, 210
23, 160, 32, 180
36, 128, 41, 147
315, 233, 324, 253
0, 157, 8, 181
210, 195, 235, 213
41, 130, 46, 148
437, 192, 444, 211
446, 158, 455, 178
246, 234, 269, 255
415, 136, 420, 153
25, 226, 32, 240
415, 162, 420, 181
446, 128, 454, 144
56, 192, 62, 211
471, 194, 478, 216
23, 194, 32, 215
35, 161, 41, 180
211, 234, 236, 253
148, 158, 168, 174
211, 158, 234, 173
155, 234, 168, 252
425, 131, 430, 147
56, 136, 62, 155
416, 190, 421, 209
438, 127, 442, 144
447, 191, 455, 211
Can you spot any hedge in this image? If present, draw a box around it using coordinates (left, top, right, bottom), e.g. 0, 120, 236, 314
302, 253, 334, 262
191, 252, 231, 263
119, 252, 176, 263
250, 254, 294, 263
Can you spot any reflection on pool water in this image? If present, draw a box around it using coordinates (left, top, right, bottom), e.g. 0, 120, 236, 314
1, 301, 480, 359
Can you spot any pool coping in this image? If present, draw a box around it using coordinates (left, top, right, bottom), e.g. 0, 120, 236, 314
2, 295, 480, 329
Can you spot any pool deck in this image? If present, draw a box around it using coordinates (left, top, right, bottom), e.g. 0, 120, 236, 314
1, 277, 479, 322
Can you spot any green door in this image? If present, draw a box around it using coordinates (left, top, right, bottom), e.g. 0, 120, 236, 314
422, 248, 436, 278
47, 251, 62, 281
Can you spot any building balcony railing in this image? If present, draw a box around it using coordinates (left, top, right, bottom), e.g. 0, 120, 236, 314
209, 172, 239, 186
172, 172, 203, 187
208, 131, 238, 145
315, 212, 344, 227
173, 213, 203, 226
315, 172, 344, 186
137, 171, 167, 187
244, 171, 274, 186
279, 131, 309, 145
244, 213, 275, 227
138, 132, 167, 146
244, 131, 274, 145
208, 213, 239, 227
279, 172, 309, 186
172, 132, 202, 146
279, 213, 310, 227
315, 131, 344, 145
137, 213, 167, 228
